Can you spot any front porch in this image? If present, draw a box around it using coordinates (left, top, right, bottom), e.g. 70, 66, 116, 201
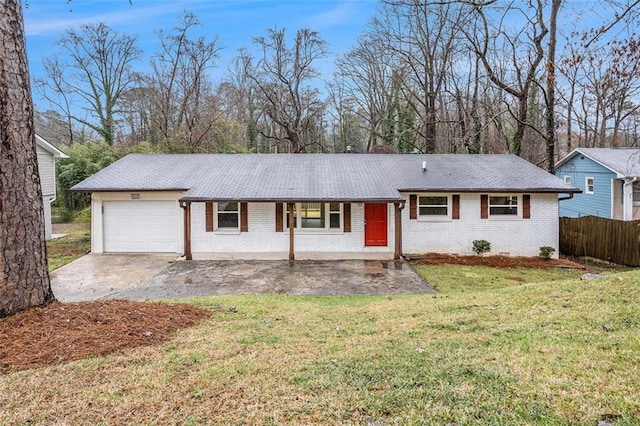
179, 200, 405, 261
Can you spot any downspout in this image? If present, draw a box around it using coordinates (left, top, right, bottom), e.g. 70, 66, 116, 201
394, 200, 405, 260
288, 202, 295, 261
179, 200, 192, 260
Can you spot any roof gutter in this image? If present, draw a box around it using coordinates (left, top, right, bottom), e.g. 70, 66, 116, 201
559, 193, 575, 201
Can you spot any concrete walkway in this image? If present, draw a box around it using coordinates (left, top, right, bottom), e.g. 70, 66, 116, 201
50, 254, 177, 302
112, 259, 436, 301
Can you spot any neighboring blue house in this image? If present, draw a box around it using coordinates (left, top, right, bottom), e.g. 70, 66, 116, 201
555, 148, 640, 220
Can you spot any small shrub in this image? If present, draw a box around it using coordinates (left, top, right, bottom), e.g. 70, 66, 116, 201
539, 246, 556, 260
472, 240, 491, 256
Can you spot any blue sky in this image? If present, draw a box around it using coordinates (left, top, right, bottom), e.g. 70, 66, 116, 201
23, 0, 379, 107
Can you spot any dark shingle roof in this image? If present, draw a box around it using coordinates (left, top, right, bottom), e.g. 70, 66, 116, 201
72, 153, 579, 201
556, 148, 640, 177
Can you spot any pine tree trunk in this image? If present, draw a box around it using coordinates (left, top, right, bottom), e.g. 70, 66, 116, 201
0, 0, 54, 317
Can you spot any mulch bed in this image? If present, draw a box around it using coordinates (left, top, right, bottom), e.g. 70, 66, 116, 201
410, 253, 586, 269
0, 300, 210, 373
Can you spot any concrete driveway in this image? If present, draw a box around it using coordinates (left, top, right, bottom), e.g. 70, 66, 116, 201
50, 254, 177, 302
51, 256, 435, 302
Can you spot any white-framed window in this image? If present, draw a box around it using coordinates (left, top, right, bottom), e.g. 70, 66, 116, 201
217, 201, 239, 229
585, 177, 595, 194
418, 195, 449, 218
564, 175, 572, 184
633, 181, 640, 203
328, 202, 341, 228
285, 202, 342, 231
489, 195, 518, 216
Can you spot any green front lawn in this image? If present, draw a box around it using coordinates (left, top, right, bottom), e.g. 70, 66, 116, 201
46, 222, 90, 271
2, 263, 638, 424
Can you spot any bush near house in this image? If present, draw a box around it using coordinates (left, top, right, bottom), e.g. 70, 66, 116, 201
472, 239, 491, 256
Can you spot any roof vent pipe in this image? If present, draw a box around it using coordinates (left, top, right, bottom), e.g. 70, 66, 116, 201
422, 161, 427, 172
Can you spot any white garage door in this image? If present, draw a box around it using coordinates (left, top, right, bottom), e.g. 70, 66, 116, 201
103, 201, 178, 253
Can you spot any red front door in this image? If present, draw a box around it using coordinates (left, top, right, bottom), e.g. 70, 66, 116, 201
364, 203, 388, 246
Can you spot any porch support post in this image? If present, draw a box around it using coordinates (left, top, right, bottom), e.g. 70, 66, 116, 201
288, 202, 295, 260
394, 201, 404, 260
180, 201, 192, 260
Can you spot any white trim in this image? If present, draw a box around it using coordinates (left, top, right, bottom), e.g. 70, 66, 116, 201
35, 135, 68, 158
488, 194, 520, 219
563, 175, 571, 184
417, 193, 452, 222
284, 202, 343, 233
585, 176, 595, 194
215, 201, 240, 231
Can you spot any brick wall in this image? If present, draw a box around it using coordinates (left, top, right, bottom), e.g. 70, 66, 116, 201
402, 193, 559, 257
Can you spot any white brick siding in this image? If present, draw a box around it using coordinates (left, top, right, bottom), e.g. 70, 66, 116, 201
402, 193, 559, 257
191, 202, 395, 259
90, 192, 559, 259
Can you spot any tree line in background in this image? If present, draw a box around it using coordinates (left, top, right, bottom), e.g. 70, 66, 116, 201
36, 1, 640, 192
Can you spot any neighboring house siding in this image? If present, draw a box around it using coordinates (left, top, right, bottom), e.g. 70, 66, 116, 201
402, 193, 559, 257
190, 202, 396, 259
36, 144, 56, 198
556, 156, 616, 218
36, 144, 56, 239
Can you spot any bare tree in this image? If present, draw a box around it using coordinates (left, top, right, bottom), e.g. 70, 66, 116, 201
0, 0, 54, 317
38, 22, 141, 145
463, 0, 549, 156
238, 27, 328, 153
335, 31, 398, 152
378, 0, 468, 153
326, 81, 369, 153
559, 31, 640, 148
558, 39, 582, 154
141, 12, 222, 152
35, 59, 78, 144
219, 56, 263, 151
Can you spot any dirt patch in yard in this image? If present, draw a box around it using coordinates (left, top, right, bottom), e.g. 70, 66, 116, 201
0, 300, 210, 373
410, 253, 586, 269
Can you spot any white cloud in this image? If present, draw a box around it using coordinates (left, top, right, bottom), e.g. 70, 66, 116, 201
303, 1, 361, 29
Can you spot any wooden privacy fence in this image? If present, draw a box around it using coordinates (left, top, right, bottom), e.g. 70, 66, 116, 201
560, 216, 640, 266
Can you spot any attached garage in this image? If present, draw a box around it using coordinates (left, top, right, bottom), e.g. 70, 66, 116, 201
101, 200, 181, 253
